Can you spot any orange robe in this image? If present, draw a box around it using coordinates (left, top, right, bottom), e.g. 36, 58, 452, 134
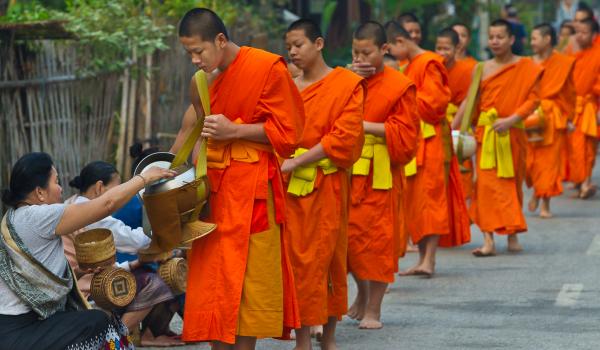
183, 47, 303, 344
526, 52, 576, 197
403, 51, 470, 247
470, 58, 542, 235
285, 68, 365, 326
567, 43, 600, 184
347, 66, 418, 283
448, 58, 478, 201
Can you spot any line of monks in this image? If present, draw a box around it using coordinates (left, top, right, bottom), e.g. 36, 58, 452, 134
170, 7, 600, 350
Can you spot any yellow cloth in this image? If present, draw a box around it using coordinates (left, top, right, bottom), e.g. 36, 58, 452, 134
352, 134, 392, 190
477, 108, 524, 178
446, 103, 458, 123
404, 121, 436, 176
207, 118, 273, 169
575, 95, 598, 137
237, 185, 283, 338
287, 148, 338, 196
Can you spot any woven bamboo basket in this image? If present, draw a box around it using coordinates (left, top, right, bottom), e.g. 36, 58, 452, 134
90, 267, 136, 310
74, 228, 116, 269
158, 258, 188, 295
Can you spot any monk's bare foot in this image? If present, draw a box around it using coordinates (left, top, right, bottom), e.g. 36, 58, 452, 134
507, 235, 523, 253
528, 195, 539, 212
347, 297, 366, 320
579, 185, 597, 199
310, 325, 323, 341
385, 286, 391, 294
358, 316, 383, 330
398, 265, 419, 276
472, 246, 496, 257
539, 210, 553, 218
413, 265, 434, 278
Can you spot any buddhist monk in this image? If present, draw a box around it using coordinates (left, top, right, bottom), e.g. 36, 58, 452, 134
346, 21, 418, 329
452, 22, 479, 65
174, 8, 303, 349
385, 20, 470, 277
453, 19, 543, 257
526, 23, 576, 217
558, 20, 575, 52
283, 19, 365, 350
563, 5, 600, 55
436, 27, 478, 202
566, 18, 600, 199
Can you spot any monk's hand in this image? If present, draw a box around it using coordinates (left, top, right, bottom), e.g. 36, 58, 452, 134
202, 114, 238, 140
281, 158, 299, 173
492, 115, 520, 133
350, 62, 376, 78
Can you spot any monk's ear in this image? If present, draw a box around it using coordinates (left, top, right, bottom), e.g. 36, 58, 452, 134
380, 43, 390, 53
508, 34, 515, 46
215, 33, 228, 49
314, 37, 325, 51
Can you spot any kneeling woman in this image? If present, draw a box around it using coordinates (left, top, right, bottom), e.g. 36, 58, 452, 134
63, 161, 183, 347
0, 152, 174, 350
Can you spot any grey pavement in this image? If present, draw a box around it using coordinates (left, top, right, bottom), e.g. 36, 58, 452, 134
149, 168, 600, 350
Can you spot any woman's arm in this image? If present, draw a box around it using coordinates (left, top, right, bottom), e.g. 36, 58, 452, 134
55, 167, 175, 236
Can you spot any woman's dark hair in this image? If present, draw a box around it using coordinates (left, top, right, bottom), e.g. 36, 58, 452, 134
69, 161, 118, 193
1, 152, 55, 207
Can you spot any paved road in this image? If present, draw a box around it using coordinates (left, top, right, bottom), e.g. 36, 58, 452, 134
150, 168, 600, 350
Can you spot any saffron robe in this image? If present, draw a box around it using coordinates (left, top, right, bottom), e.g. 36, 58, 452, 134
182, 47, 303, 344
567, 42, 600, 184
285, 67, 365, 326
526, 52, 576, 197
448, 58, 478, 200
403, 51, 470, 247
470, 58, 542, 234
347, 67, 418, 283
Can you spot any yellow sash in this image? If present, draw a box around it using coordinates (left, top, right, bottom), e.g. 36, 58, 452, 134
404, 121, 436, 176
477, 108, 524, 178
575, 95, 598, 137
446, 103, 458, 123
352, 134, 392, 190
287, 148, 337, 196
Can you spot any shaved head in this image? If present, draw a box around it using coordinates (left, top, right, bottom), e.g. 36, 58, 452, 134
287, 18, 323, 43
384, 20, 411, 42
354, 21, 387, 47
178, 8, 229, 41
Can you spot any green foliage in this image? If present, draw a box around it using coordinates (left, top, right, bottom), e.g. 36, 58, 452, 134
0, 1, 54, 22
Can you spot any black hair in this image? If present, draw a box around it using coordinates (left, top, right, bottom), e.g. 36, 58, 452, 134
2, 152, 54, 208
576, 2, 594, 20
490, 18, 514, 37
560, 20, 575, 35
354, 21, 387, 47
286, 18, 323, 43
437, 27, 459, 46
178, 7, 229, 41
384, 20, 411, 43
397, 13, 420, 27
580, 17, 600, 34
129, 142, 160, 175
452, 22, 472, 37
504, 4, 518, 18
533, 23, 558, 46
69, 161, 118, 193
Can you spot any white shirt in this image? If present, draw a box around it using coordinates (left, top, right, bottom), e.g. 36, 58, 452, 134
73, 196, 151, 253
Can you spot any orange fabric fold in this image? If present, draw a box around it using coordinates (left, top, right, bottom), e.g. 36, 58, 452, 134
470, 58, 542, 235
183, 47, 303, 344
347, 66, 418, 283
402, 51, 470, 246
567, 43, 600, 183
284, 67, 365, 326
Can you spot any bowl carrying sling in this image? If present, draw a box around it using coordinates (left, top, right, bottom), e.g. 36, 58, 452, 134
455, 62, 483, 170
139, 70, 216, 257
